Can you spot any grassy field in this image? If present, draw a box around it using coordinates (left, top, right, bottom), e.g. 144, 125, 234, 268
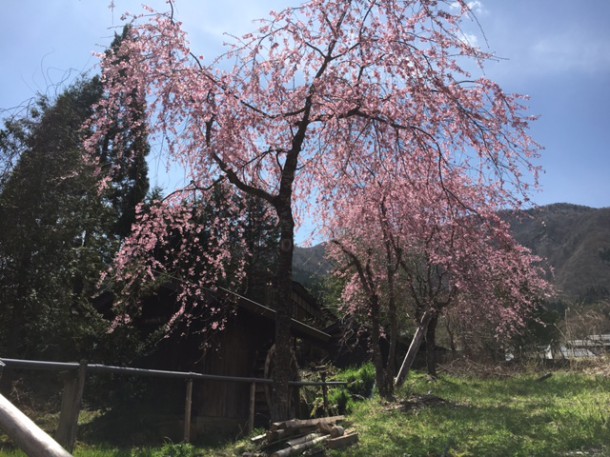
1, 368, 609, 456
331, 370, 610, 457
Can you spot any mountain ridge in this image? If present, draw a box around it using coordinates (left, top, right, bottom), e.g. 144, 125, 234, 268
294, 203, 610, 303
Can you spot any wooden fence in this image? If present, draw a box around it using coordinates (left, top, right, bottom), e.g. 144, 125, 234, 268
0, 358, 346, 452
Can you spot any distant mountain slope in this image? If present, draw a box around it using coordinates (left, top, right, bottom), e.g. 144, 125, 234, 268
506, 203, 610, 302
294, 203, 610, 304
293, 242, 332, 289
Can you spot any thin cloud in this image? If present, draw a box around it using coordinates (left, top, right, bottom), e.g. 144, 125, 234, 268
459, 31, 480, 48
450, 1, 488, 16
530, 33, 610, 76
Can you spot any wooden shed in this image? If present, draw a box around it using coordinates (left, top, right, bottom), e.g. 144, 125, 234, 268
94, 278, 334, 437
193, 283, 333, 434
106, 280, 333, 436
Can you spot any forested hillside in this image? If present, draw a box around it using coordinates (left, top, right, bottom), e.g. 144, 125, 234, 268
292, 243, 333, 289
506, 203, 610, 303
295, 203, 610, 305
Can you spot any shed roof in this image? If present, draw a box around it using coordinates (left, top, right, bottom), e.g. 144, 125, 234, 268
218, 286, 331, 343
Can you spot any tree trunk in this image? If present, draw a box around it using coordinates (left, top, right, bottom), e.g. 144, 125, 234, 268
270, 206, 295, 422
444, 315, 458, 358
369, 295, 393, 399
425, 315, 438, 377
385, 274, 398, 378
394, 310, 432, 388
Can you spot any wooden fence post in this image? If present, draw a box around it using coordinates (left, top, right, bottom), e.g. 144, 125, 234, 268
56, 360, 86, 452
248, 381, 256, 434
183, 379, 193, 443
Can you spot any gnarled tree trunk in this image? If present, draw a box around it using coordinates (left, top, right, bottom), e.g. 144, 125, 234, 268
368, 294, 394, 399
425, 315, 439, 377
270, 202, 295, 422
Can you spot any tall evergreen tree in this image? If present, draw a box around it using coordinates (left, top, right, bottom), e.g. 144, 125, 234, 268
95, 25, 150, 240
0, 80, 112, 359
0, 27, 150, 360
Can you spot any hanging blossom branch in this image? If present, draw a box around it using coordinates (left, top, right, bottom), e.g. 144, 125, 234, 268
84, 0, 546, 344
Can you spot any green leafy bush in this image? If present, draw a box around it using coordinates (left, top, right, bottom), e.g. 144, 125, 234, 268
311, 363, 376, 416
345, 363, 376, 399
328, 388, 352, 414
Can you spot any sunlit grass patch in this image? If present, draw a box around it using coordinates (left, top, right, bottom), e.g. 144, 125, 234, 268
1, 370, 608, 456
327, 371, 610, 457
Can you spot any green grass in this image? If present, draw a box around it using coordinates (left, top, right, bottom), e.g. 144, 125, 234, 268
326, 371, 610, 457
1, 371, 609, 456
0, 442, 241, 457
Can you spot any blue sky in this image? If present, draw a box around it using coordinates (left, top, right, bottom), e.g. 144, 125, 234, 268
1, 0, 609, 212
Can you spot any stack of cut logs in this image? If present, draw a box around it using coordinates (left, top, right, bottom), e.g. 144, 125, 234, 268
244, 415, 359, 457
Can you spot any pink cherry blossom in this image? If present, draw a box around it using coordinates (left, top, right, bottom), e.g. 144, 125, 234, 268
86, 0, 546, 416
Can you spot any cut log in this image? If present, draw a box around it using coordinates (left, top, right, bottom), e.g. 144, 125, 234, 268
266, 427, 298, 442
286, 432, 323, 446
329, 425, 345, 438
281, 415, 345, 430
319, 422, 344, 437
325, 432, 359, 450
270, 434, 330, 457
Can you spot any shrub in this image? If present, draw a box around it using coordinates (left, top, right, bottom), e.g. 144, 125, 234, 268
310, 363, 376, 416
338, 363, 376, 399
328, 388, 352, 415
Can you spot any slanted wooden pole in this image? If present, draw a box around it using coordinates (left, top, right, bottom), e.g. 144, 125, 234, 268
248, 381, 256, 434
0, 393, 72, 457
183, 379, 193, 443
56, 360, 86, 452
395, 311, 432, 388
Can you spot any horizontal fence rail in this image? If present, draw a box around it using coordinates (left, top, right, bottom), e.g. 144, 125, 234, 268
0, 358, 347, 387
0, 357, 347, 448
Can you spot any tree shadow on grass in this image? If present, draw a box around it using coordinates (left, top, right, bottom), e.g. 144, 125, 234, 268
402, 398, 609, 457
377, 373, 610, 457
